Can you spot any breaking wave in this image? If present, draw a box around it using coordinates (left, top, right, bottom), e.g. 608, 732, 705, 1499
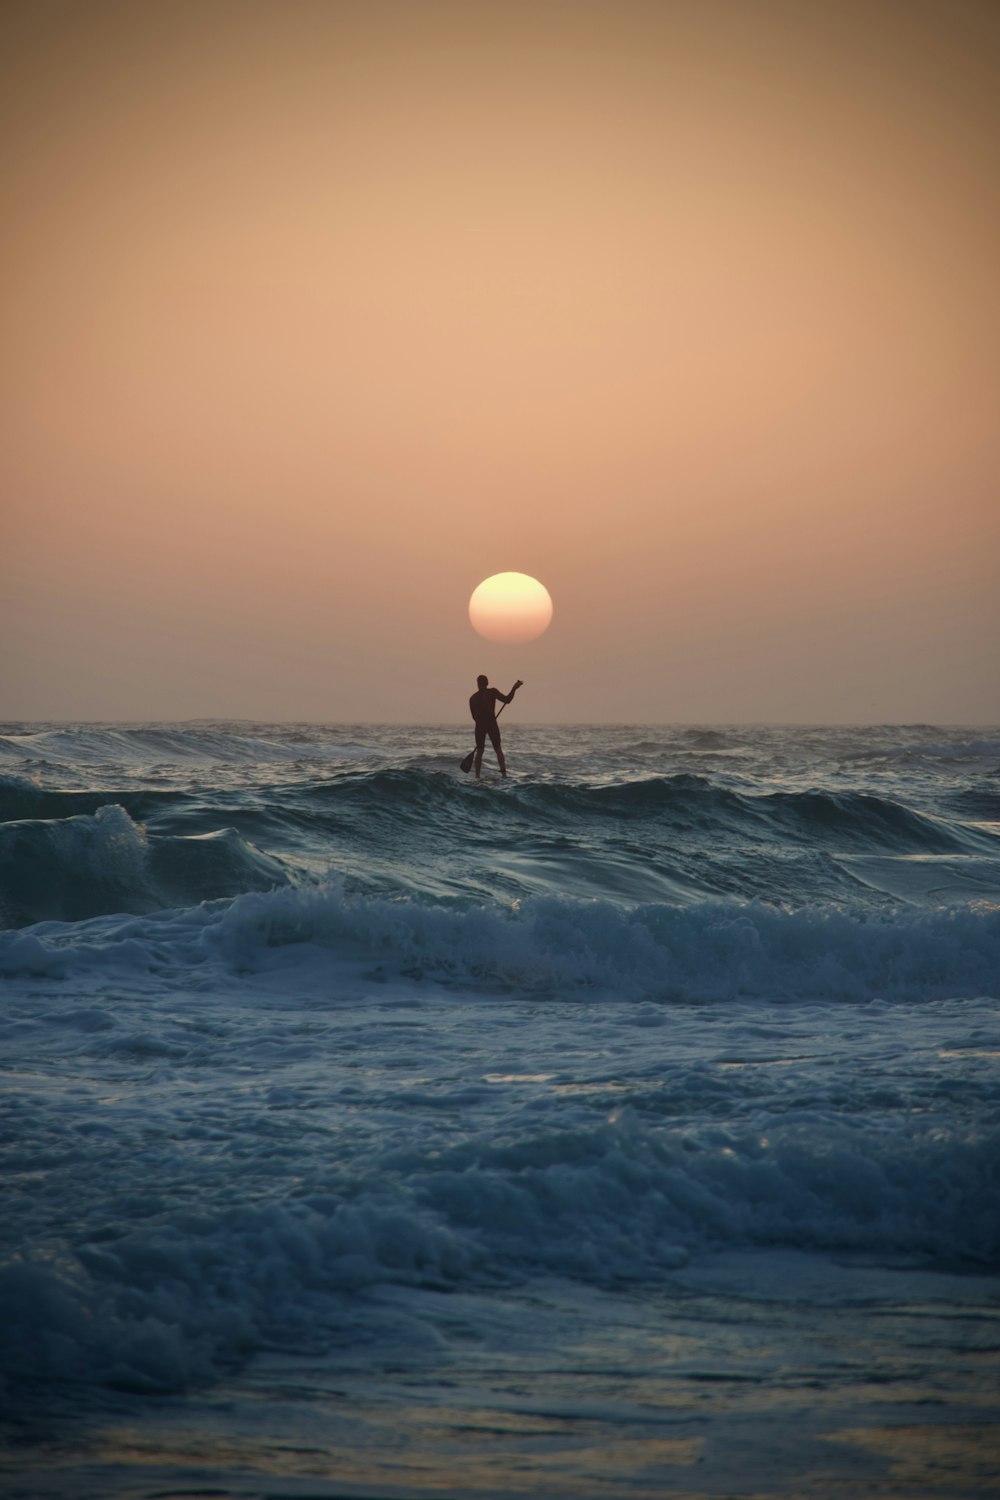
4, 880, 998, 1003
1, 1100, 995, 1397
3, 768, 998, 928
2, 723, 999, 1418
0, 804, 291, 927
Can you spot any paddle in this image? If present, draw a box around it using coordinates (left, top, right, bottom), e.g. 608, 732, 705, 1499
460, 700, 507, 775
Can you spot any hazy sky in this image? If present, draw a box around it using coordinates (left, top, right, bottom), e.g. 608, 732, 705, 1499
3, 0, 997, 723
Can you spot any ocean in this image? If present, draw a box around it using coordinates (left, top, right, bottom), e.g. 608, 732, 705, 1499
1, 721, 998, 1499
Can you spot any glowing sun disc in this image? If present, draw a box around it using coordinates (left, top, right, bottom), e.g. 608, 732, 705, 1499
469, 572, 554, 645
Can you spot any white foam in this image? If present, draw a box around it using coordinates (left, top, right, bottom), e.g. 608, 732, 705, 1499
6, 882, 996, 1003
1, 1094, 995, 1397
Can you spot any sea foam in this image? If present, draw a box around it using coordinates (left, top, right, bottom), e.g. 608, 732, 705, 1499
2, 1098, 996, 1398
3, 880, 999, 1003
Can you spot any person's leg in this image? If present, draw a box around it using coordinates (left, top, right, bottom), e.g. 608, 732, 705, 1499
489, 724, 506, 777
474, 725, 486, 778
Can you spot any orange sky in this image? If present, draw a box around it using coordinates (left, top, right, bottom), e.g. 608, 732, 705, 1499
2, 0, 997, 722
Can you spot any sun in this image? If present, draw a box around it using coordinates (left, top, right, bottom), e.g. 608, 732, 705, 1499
469, 573, 554, 645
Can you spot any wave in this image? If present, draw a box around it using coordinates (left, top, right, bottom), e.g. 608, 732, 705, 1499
0, 725, 373, 768
1, 1102, 995, 1397
237, 768, 998, 853
4, 767, 994, 852
4, 880, 998, 1004
2, 771, 998, 926
682, 728, 733, 749
841, 736, 1000, 767
272, 773, 1000, 878
0, 806, 292, 927
753, 787, 990, 853
0, 773, 185, 826
945, 786, 1000, 821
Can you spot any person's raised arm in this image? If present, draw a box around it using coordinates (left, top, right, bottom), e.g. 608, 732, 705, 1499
496, 679, 523, 705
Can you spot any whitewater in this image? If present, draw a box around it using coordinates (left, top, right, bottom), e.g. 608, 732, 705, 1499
1, 722, 998, 1499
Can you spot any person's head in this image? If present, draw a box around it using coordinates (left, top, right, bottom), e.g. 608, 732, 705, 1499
477, 674, 489, 689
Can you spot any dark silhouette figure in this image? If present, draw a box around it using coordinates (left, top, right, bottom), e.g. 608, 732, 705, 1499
465, 675, 523, 778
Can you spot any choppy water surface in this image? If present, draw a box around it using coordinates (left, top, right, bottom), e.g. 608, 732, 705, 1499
1, 722, 998, 1498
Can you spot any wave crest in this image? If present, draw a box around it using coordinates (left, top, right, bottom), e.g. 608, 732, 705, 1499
2, 1105, 995, 1396
4, 882, 998, 1003
0, 806, 290, 927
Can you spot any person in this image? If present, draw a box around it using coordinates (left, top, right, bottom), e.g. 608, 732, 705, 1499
469, 675, 522, 778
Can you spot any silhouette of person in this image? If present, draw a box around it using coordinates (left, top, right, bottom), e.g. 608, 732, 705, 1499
470, 675, 522, 778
